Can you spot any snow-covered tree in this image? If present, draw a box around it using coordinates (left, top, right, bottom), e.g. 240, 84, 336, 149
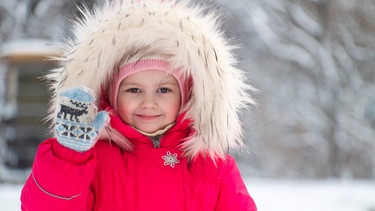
223, 0, 375, 178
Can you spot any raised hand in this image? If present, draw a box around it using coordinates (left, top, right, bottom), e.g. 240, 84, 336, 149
55, 86, 109, 152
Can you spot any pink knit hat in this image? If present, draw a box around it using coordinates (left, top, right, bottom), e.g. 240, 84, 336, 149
109, 59, 189, 111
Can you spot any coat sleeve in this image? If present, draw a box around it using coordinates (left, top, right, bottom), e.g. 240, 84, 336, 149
21, 138, 96, 211
215, 155, 257, 211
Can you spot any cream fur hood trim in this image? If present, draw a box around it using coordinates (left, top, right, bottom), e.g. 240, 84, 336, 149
46, 0, 256, 160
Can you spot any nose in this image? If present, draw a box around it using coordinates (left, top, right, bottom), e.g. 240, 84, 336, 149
141, 94, 157, 109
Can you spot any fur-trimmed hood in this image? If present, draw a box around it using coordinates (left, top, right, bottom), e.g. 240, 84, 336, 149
46, 0, 256, 160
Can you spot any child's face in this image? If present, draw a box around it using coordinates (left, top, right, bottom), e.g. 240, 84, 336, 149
117, 70, 181, 133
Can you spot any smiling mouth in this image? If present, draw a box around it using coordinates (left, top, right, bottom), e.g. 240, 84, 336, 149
137, 114, 161, 120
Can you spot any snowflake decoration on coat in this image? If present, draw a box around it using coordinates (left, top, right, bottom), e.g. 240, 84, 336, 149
162, 151, 180, 168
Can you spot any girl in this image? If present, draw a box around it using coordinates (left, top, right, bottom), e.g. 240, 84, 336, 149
21, 0, 257, 210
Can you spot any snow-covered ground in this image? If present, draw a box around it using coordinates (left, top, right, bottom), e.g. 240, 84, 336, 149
2, 179, 375, 211
246, 179, 375, 211
1, 183, 23, 211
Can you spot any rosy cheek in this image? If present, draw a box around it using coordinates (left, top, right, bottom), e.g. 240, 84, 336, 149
117, 107, 131, 124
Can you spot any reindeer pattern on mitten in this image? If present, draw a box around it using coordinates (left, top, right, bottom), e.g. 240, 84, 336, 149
54, 87, 108, 151
57, 99, 90, 122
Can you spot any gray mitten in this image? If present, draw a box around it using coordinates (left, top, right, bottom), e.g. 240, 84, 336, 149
55, 86, 109, 152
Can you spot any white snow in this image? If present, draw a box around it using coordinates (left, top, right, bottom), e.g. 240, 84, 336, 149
246, 179, 375, 211
2, 179, 375, 211
0, 183, 23, 211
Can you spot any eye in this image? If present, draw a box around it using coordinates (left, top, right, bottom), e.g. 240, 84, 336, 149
158, 87, 171, 93
126, 88, 141, 93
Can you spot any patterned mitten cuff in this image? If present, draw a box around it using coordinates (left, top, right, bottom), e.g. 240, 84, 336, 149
55, 86, 109, 152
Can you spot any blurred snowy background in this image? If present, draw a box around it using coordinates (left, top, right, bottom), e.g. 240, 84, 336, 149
0, 0, 375, 210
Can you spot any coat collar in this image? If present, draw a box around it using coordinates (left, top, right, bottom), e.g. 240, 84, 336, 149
107, 106, 192, 149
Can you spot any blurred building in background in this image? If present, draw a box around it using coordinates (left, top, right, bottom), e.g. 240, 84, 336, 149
0, 39, 60, 182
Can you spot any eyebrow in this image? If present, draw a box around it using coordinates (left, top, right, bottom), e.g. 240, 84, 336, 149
121, 81, 178, 87
120, 82, 141, 87
157, 81, 179, 87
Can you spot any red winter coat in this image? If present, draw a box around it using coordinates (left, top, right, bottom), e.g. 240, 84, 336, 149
21, 113, 256, 211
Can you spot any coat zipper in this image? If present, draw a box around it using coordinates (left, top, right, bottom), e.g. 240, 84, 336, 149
150, 135, 162, 148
